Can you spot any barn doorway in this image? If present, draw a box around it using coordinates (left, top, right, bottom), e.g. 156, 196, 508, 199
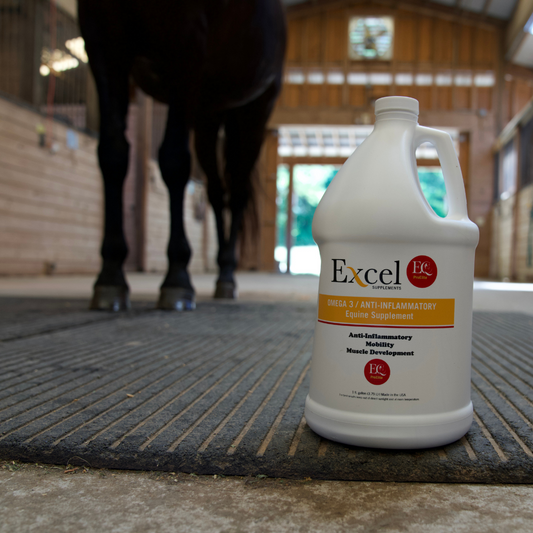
275, 125, 463, 275
276, 164, 340, 274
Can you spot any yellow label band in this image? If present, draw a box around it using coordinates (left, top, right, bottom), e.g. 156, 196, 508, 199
318, 294, 455, 328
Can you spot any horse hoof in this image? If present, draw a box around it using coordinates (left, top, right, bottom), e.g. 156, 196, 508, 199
214, 281, 237, 299
90, 286, 131, 311
157, 287, 196, 311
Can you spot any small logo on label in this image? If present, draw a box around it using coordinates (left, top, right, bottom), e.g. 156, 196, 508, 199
364, 359, 390, 385
407, 256, 437, 288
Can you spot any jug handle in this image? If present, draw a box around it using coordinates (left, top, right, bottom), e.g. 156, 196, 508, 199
413, 126, 468, 220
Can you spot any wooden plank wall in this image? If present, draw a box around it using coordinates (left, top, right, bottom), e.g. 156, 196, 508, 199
515, 185, 533, 282
279, 4, 506, 113
490, 196, 515, 280
239, 129, 279, 271
143, 159, 218, 274
259, 130, 280, 271
143, 159, 169, 273
489, 188, 533, 283
503, 67, 533, 126
269, 1, 533, 278
491, 185, 533, 282
0, 96, 218, 276
0, 96, 102, 275
489, 96, 533, 281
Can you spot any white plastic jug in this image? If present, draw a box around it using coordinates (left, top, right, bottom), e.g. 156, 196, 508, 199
305, 96, 479, 449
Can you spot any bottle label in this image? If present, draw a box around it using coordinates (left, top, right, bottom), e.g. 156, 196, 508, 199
318, 295, 455, 328
310, 243, 475, 415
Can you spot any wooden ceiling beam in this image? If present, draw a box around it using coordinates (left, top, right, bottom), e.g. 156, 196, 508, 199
504, 0, 533, 61
285, 0, 507, 27
482, 0, 494, 16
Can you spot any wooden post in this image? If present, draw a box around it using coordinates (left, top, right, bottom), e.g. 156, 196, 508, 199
286, 164, 294, 274
135, 90, 153, 272
21, 0, 44, 107
458, 132, 470, 205
259, 129, 279, 271
510, 130, 522, 281
237, 128, 279, 271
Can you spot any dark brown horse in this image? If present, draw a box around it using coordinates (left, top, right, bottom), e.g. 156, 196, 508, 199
79, 0, 286, 311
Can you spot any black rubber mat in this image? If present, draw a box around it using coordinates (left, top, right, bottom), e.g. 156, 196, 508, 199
1, 297, 533, 483
0, 297, 151, 341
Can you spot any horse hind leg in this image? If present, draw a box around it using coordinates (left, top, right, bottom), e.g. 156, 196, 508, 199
156, 103, 196, 311
194, 114, 230, 297
214, 81, 280, 299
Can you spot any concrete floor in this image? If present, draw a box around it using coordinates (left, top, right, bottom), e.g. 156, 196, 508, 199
2, 462, 533, 533
1, 272, 533, 532
0, 271, 532, 313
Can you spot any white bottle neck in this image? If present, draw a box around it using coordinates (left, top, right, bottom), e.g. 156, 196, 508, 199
374, 110, 418, 125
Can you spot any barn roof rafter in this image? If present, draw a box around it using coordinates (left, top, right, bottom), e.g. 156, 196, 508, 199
284, 0, 512, 27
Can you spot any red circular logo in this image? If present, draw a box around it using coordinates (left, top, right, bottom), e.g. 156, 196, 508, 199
364, 359, 390, 385
406, 255, 438, 288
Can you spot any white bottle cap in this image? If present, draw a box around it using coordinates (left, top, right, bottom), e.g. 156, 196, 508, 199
375, 96, 419, 116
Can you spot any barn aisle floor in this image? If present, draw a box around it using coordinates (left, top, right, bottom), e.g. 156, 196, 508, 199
0, 271, 532, 312
1, 274, 533, 531
0, 272, 320, 303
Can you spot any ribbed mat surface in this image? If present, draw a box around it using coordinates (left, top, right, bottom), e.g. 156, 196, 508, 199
0, 298, 532, 483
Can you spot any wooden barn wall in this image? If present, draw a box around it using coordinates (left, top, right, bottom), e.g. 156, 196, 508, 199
269, 2, 533, 278
490, 186, 533, 283
143, 159, 169, 273
0, 1, 90, 115
488, 203, 499, 279
490, 196, 515, 280
502, 67, 533, 126
0, 96, 102, 275
489, 96, 533, 282
239, 129, 279, 272
0, 96, 218, 276
143, 159, 217, 274
515, 185, 533, 282
277, 4, 506, 114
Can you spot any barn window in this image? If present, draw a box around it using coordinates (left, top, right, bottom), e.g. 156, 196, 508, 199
289, 130, 302, 146
369, 72, 392, 85
307, 70, 325, 84
474, 73, 495, 87
348, 17, 394, 61
395, 73, 413, 86
322, 131, 334, 146
327, 71, 345, 85
347, 72, 369, 85
339, 133, 350, 147
436, 73, 452, 86
415, 74, 433, 86
306, 132, 318, 146
454, 72, 473, 87
285, 69, 304, 84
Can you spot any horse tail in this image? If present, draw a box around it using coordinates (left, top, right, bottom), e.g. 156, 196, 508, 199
237, 161, 260, 268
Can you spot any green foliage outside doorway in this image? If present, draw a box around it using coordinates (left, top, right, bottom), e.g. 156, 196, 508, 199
276, 164, 448, 251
